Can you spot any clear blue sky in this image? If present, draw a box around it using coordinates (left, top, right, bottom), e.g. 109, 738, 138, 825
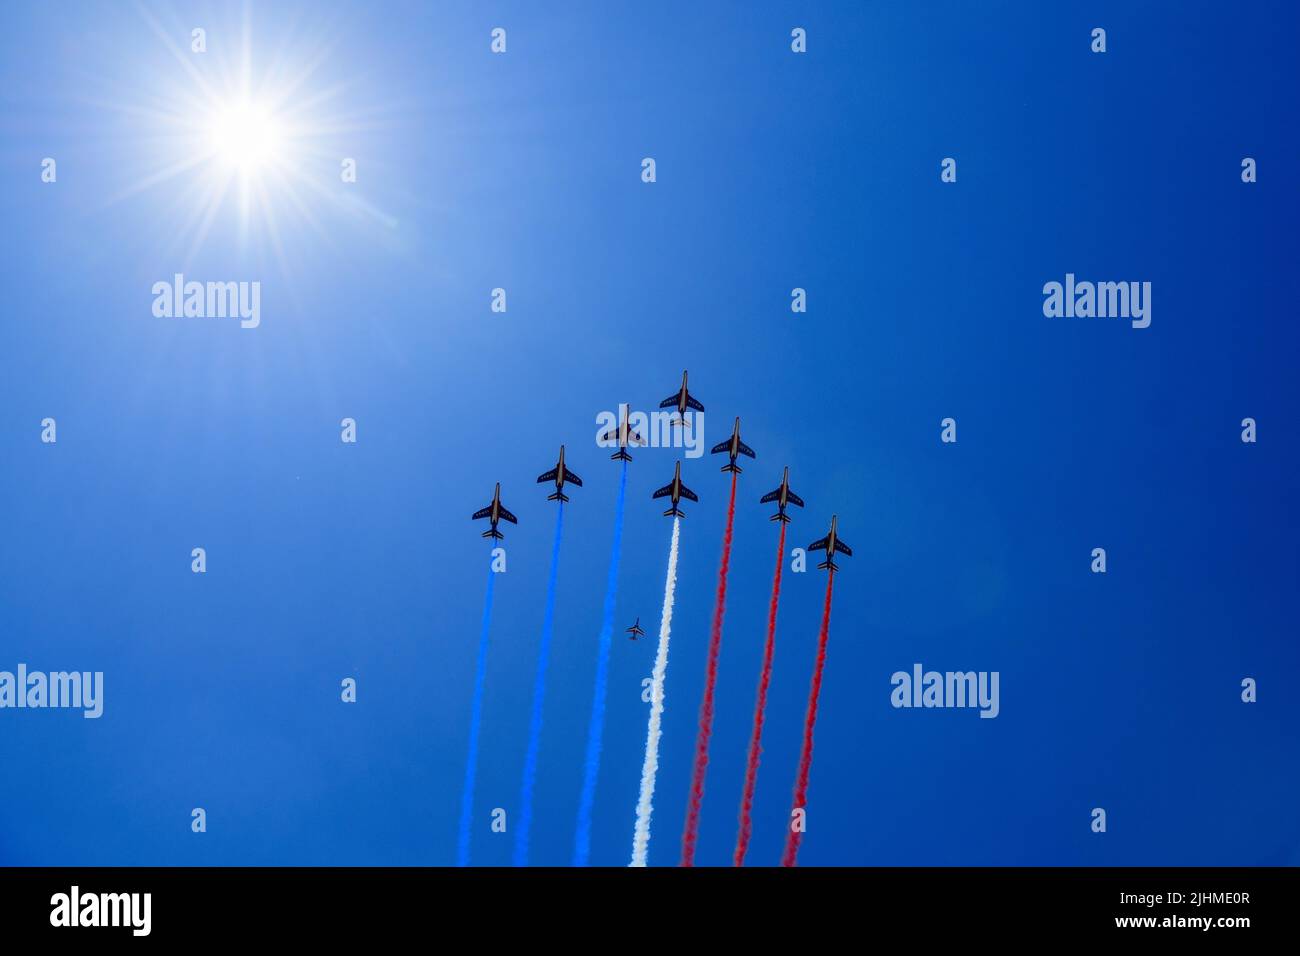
1, 1, 1296, 866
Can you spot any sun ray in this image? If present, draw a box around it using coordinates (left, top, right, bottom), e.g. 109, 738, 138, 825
181, 170, 237, 270
134, 1, 223, 109
100, 152, 213, 207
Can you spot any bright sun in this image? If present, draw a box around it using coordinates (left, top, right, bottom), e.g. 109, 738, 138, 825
112, 7, 398, 255
208, 100, 281, 171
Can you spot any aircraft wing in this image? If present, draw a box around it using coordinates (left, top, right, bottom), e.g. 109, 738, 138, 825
787, 490, 805, 508
659, 394, 679, 409
499, 506, 518, 525
600, 428, 619, 443
679, 483, 698, 503
709, 438, 731, 455
686, 395, 705, 412
759, 488, 781, 504
737, 441, 756, 459
562, 466, 582, 486
536, 468, 558, 484
652, 483, 673, 499
628, 428, 646, 446
808, 536, 829, 552
472, 505, 493, 520
833, 537, 852, 556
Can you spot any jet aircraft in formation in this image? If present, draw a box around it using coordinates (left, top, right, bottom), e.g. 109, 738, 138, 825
659, 370, 704, 426
536, 444, 583, 502
471, 483, 518, 540
711, 416, 756, 474
759, 466, 804, 523
474, 373, 852, 577
601, 403, 646, 462
651, 461, 698, 518
808, 515, 853, 572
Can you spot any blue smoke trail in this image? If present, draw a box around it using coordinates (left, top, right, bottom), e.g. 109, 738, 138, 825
456, 551, 498, 867
572, 460, 629, 866
512, 501, 565, 866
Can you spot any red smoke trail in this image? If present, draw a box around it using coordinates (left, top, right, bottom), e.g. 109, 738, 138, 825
781, 570, 835, 868
733, 521, 786, 866
679, 471, 738, 866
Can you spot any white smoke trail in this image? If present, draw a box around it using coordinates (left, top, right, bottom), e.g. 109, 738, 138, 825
630, 516, 681, 867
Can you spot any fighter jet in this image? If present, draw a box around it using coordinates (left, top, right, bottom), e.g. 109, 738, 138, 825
659, 370, 704, 425
652, 461, 698, 518
536, 444, 582, 502
808, 515, 852, 571
471, 483, 518, 540
626, 618, 646, 640
759, 467, 804, 523
711, 417, 756, 474
601, 403, 646, 461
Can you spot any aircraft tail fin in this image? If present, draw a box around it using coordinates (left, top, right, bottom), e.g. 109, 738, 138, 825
720, 462, 742, 474
610, 449, 633, 462
663, 505, 686, 518
770, 511, 791, 523
547, 490, 569, 503
816, 558, 837, 571
481, 528, 504, 540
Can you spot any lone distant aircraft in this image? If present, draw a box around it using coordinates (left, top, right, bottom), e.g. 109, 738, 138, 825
601, 403, 646, 461
471, 483, 518, 540
659, 370, 704, 425
808, 515, 852, 571
626, 618, 646, 640
711, 417, 756, 473
652, 461, 698, 518
760, 467, 805, 522
536, 444, 582, 502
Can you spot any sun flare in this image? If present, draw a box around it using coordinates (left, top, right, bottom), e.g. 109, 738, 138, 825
97, 6, 402, 265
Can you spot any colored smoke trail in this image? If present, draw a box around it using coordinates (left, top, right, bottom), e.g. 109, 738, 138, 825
680, 471, 738, 866
455, 553, 498, 867
781, 571, 836, 867
513, 502, 565, 866
630, 516, 681, 867
572, 460, 629, 866
733, 521, 787, 866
